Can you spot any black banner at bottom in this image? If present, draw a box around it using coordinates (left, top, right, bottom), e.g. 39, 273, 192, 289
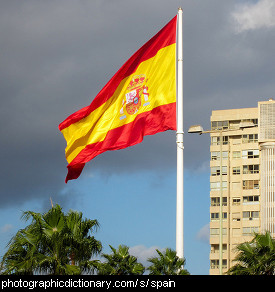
0, 275, 272, 291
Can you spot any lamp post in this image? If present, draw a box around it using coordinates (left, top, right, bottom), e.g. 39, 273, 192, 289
188, 121, 255, 275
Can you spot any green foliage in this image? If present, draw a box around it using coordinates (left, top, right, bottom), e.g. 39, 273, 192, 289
1, 204, 102, 275
147, 248, 189, 275
1, 203, 192, 275
95, 245, 145, 275
227, 232, 275, 275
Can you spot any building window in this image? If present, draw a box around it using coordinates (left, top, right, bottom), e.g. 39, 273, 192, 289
210, 181, 227, 191
242, 150, 259, 159
211, 152, 219, 161
211, 197, 227, 206
211, 212, 227, 221
232, 213, 241, 221
243, 195, 259, 204
211, 197, 218, 206
211, 121, 229, 130
210, 182, 218, 191
232, 197, 241, 205
210, 260, 219, 269
243, 227, 259, 236
242, 134, 258, 143
211, 213, 219, 221
243, 164, 259, 174
210, 228, 219, 236
211, 166, 227, 176
243, 180, 259, 190
210, 244, 227, 254
211, 166, 220, 176
210, 260, 227, 269
210, 228, 227, 236
252, 119, 258, 126
211, 136, 218, 145
243, 211, 259, 220
229, 120, 241, 129
242, 118, 258, 126
211, 151, 228, 161
232, 167, 241, 175
211, 136, 229, 145
232, 151, 241, 159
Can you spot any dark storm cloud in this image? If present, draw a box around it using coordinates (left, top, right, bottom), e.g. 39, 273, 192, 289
1, 0, 275, 207
183, 0, 275, 169
0, 0, 181, 207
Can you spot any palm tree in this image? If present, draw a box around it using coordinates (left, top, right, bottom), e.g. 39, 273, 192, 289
147, 248, 189, 275
1, 204, 102, 275
227, 232, 275, 275
64, 209, 102, 273
0, 227, 42, 275
96, 245, 145, 275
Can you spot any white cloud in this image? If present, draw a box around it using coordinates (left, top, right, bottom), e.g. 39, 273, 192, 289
196, 223, 209, 243
195, 160, 209, 174
232, 0, 275, 33
0, 224, 13, 233
129, 245, 164, 266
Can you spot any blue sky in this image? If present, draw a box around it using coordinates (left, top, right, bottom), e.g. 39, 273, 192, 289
0, 156, 210, 274
1, 0, 275, 275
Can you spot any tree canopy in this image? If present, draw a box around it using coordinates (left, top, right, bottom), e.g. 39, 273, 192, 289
227, 232, 275, 275
1, 204, 101, 275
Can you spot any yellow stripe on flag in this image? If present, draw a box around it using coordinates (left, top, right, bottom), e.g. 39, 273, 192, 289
62, 43, 176, 164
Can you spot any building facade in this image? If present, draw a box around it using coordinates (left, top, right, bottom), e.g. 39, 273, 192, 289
209, 99, 275, 275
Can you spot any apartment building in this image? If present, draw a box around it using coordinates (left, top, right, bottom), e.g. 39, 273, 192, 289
209, 99, 275, 275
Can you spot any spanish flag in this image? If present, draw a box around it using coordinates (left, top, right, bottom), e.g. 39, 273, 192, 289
59, 15, 177, 182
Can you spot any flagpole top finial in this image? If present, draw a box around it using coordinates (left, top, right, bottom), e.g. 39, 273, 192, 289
178, 7, 183, 11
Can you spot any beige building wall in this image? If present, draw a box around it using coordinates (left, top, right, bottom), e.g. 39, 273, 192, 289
258, 100, 275, 238
209, 106, 260, 275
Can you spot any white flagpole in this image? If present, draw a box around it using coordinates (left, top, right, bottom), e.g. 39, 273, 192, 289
176, 7, 184, 259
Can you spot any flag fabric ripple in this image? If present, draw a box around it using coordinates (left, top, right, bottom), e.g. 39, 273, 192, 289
59, 15, 177, 182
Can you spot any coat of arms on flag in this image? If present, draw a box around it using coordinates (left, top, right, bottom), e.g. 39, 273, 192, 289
120, 74, 150, 120
59, 15, 177, 182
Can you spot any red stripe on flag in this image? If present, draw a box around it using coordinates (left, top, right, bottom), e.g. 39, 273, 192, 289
59, 16, 177, 132
65, 102, 176, 182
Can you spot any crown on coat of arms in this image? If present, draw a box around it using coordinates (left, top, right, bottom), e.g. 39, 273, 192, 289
127, 74, 147, 91
119, 74, 150, 119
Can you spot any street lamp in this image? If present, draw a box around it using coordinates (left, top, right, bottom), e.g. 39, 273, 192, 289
188, 121, 255, 134
188, 121, 255, 275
